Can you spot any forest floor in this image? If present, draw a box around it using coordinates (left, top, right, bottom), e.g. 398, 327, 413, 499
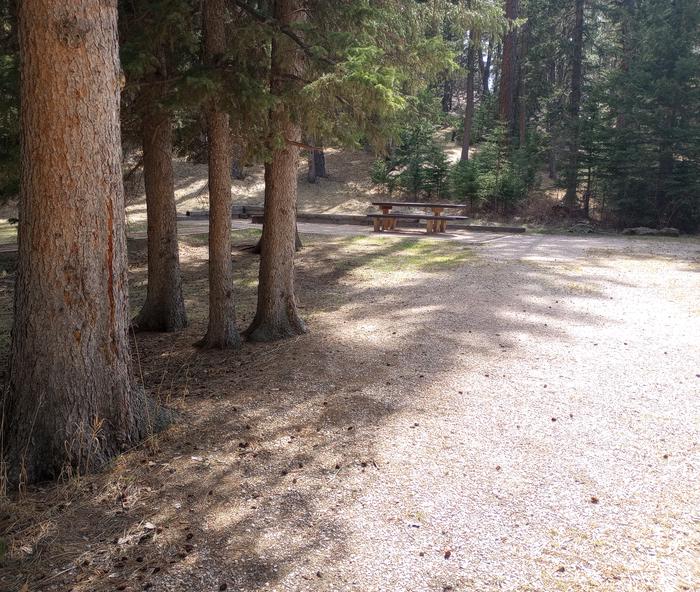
0, 128, 528, 243
1, 229, 699, 591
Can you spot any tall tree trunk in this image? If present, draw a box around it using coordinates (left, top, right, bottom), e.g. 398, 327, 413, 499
461, 31, 476, 161
133, 86, 187, 332
441, 79, 453, 112
199, 0, 241, 348
314, 145, 326, 178
564, 0, 584, 210
307, 148, 316, 183
516, 23, 529, 147
4, 0, 155, 487
498, 0, 518, 129
245, 0, 306, 342
306, 138, 326, 183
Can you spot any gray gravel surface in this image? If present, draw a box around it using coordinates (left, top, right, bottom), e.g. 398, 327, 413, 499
6, 232, 698, 592
158, 233, 699, 591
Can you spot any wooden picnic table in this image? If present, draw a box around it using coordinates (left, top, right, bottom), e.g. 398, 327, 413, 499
370, 201, 468, 233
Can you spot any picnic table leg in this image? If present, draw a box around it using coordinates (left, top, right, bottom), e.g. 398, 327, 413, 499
431, 207, 445, 233
382, 207, 392, 231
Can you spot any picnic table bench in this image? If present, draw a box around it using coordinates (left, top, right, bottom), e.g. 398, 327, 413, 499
369, 201, 468, 233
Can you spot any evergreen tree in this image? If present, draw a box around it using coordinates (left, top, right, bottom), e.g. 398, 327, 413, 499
596, 0, 700, 229
200, 0, 243, 348
4, 0, 157, 487
119, 0, 192, 332
245, 0, 308, 342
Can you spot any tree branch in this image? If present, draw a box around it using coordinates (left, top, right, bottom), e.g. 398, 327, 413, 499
285, 138, 323, 151
229, 0, 336, 66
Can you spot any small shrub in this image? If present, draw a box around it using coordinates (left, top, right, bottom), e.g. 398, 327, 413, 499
450, 159, 481, 209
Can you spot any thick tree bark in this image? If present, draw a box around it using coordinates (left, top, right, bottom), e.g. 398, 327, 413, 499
460, 31, 476, 161
516, 23, 529, 147
199, 0, 241, 348
246, 0, 306, 342
564, 0, 585, 209
133, 88, 187, 332
3, 0, 156, 487
252, 223, 303, 253
498, 0, 518, 129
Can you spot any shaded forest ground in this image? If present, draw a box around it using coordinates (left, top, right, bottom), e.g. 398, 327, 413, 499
1, 230, 699, 591
122, 147, 381, 225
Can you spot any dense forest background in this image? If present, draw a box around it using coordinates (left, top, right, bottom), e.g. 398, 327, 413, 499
1, 0, 699, 230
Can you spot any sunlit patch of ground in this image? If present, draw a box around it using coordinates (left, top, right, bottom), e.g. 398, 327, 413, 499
0, 220, 17, 245
124, 147, 383, 226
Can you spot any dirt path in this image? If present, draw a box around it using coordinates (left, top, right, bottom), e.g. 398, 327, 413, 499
2, 233, 699, 592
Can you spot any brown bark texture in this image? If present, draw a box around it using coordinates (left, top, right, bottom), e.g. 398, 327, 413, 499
517, 23, 529, 147
133, 84, 187, 332
246, 0, 306, 342
200, 0, 241, 349
3, 0, 157, 487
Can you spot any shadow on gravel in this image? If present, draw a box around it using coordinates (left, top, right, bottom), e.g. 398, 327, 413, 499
0, 232, 624, 591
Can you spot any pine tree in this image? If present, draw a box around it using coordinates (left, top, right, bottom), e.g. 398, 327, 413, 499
245, 0, 307, 342
200, 0, 242, 348
3, 0, 157, 486
119, 0, 192, 332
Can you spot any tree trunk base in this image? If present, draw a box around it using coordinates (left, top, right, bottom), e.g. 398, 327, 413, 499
132, 304, 187, 333
252, 231, 302, 254
245, 313, 307, 343
195, 325, 242, 349
2, 387, 172, 489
